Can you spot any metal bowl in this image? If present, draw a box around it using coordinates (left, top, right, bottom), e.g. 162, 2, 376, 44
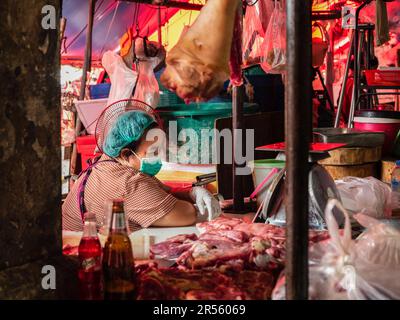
313, 128, 385, 148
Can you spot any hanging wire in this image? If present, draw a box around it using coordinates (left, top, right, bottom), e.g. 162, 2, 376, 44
62, 0, 108, 54
100, 1, 120, 55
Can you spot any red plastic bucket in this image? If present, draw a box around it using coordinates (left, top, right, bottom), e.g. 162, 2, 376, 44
354, 110, 400, 155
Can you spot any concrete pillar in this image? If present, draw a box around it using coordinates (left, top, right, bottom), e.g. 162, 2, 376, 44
0, 0, 67, 298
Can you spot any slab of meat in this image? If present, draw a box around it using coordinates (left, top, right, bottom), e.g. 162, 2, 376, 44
198, 229, 249, 243
177, 240, 253, 269
149, 233, 198, 260
160, 0, 240, 102
150, 217, 329, 274
135, 263, 275, 300
196, 216, 244, 233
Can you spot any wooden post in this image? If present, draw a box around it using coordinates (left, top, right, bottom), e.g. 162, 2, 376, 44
70, 0, 96, 176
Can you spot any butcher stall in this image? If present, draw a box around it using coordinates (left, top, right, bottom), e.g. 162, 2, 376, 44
60, 0, 400, 301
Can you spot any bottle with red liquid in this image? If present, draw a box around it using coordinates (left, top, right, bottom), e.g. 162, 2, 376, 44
78, 212, 103, 300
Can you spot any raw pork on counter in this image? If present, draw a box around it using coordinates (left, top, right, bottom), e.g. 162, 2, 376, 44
150, 216, 330, 271
135, 262, 275, 300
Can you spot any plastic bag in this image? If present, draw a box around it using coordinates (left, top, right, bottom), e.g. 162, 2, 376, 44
132, 38, 164, 109
102, 51, 138, 106
260, 0, 286, 74
335, 176, 392, 219
272, 199, 400, 300
242, 0, 274, 66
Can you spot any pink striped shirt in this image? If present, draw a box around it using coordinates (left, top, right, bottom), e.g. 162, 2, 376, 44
62, 154, 178, 232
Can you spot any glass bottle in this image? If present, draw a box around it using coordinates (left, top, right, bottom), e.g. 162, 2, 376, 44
78, 212, 103, 300
102, 199, 136, 300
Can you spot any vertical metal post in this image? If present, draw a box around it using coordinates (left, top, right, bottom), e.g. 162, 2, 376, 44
285, 0, 312, 300
348, 0, 372, 128
232, 85, 245, 211
335, 30, 354, 128
232, 1, 244, 212
70, 0, 96, 176
157, 6, 162, 45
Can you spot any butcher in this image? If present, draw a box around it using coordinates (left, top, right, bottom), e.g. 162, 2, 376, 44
63, 110, 221, 232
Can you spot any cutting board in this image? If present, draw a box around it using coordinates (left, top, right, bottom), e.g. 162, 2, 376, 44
318, 146, 382, 166
322, 163, 377, 180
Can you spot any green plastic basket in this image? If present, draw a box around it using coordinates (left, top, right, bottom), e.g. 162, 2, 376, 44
158, 102, 260, 164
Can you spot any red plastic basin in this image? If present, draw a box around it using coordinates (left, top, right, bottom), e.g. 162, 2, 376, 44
354, 110, 400, 155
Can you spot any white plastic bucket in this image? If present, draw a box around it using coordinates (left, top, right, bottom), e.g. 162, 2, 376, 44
248, 159, 285, 207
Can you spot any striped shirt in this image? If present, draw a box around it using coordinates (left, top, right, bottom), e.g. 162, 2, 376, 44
62, 154, 178, 232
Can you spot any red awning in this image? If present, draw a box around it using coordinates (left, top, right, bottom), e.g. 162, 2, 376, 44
61, 0, 182, 65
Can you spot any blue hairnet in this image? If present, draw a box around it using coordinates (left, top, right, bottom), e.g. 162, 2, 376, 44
103, 111, 155, 157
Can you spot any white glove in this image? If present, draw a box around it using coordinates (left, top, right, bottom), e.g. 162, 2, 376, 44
189, 187, 221, 221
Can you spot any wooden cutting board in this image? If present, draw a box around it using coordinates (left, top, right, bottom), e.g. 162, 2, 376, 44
322, 163, 377, 180
318, 146, 382, 166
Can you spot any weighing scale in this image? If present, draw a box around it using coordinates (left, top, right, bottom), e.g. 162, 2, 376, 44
254, 142, 346, 230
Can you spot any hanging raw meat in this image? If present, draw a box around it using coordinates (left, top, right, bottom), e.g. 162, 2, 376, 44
160, 0, 240, 103
229, 10, 243, 86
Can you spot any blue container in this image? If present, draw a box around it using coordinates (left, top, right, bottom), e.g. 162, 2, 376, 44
89, 83, 111, 99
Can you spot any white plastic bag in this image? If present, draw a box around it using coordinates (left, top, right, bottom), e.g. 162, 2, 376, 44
133, 60, 160, 109
102, 51, 138, 106
260, 0, 286, 73
132, 38, 165, 109
335, 176, 392, 219
272, 199, 400, 300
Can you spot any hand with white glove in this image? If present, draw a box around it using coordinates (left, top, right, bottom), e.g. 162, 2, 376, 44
189, 187, 222, 221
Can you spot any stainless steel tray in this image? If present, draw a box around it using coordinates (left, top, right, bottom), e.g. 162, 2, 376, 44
313, 128, 385, 148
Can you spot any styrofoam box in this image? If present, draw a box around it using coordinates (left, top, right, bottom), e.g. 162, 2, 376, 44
75, 98, 108, 135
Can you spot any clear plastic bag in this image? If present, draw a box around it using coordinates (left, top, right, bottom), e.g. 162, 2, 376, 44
272, 199, 400, 300
132, 38, 164, 109
335, 176, 393, 219
260, 0, 286, 73
242, 0, 274, 66
102, 51, 138, 106
133, 60, 160, 109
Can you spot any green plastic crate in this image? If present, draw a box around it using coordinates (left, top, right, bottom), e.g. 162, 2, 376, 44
157, 102, 260, 164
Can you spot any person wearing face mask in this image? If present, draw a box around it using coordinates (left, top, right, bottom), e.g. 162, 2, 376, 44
62, 110, 221, 232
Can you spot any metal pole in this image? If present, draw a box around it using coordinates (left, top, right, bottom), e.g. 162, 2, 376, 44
326, 27, 334, 110
232, 85, 245, 212
348, 0, 372, 128
285, 0, 312, 300
70, 0, 96, 176
232, 2, 244, 212
335, 30, 354, 128
157, 6, 162, 45
123, 0, 203, 11
348, 28, 364, 128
